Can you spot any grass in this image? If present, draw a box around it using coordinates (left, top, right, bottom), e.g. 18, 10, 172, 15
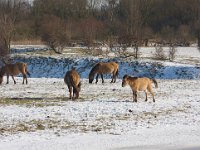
0, 98, 67, 107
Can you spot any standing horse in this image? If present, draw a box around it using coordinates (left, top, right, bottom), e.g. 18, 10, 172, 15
0, 62, 30, 84
89, 62, 119, 84
64, 69, 81, 99
122, 75, 158, 102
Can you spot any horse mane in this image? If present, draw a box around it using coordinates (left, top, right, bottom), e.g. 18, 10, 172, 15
89, 63, 100, 76
123, 75, 138, 80
129, 76, 138, 80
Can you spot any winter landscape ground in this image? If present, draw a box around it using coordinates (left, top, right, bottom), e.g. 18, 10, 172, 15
0, 46, 200, 150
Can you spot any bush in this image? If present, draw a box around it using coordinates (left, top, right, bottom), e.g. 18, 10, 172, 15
168, 46, 177, 61
153, 46, 167, 60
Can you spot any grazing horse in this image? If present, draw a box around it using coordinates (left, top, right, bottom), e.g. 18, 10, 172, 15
89, 62, 119, 84
122, 75, 158, 102
64, 69, 81, 99
0, 62, 30, 84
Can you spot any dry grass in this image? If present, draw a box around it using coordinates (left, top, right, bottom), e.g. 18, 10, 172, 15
0, 98, 66, 107
11, 40, 44, 45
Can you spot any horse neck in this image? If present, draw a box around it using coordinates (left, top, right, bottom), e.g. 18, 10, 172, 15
90, 65, 99, 76
127, 76, 137, 84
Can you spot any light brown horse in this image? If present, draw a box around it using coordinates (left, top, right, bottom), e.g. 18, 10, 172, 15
89, 62, 119, 84
0, 62, 30, 84
64, 69, 81, 99
122, 75, 158, 102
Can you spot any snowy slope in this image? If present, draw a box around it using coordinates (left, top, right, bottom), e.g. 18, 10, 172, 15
11, 55, 200, 79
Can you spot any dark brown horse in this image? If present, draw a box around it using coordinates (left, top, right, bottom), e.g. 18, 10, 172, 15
0, 62, 30, 84
89, 62, 119, 84
122, 75, 158, 102
64, 69, 81, 99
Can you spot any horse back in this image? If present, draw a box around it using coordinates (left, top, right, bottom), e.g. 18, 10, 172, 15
64, 70, 80, 86
130, 77, 151, 91
4, 64, 20, 75
4, 62, 27, 75
98, 62, 118, 74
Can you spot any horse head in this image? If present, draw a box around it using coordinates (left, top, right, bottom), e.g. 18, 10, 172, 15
89, 71, 95, 83
122, 74, 129, 87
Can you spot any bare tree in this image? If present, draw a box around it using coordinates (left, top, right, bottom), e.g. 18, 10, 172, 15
194, 19, 200, 49
153, 45, 167, 60
77, 17, 104, 51
168, 45, 177, 61
177, 25, 192, 46
40, 15, 70, 54
0, 0, 26, 58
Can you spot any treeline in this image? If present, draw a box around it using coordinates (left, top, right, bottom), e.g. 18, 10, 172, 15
0, 0, 200, 55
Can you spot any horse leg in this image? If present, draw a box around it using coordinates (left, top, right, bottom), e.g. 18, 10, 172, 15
100, 74, 104, 83
73, 88, 79, 99
132, 91, 135, 102
145, 90, 148, 102
11, 76, 16, 84
135, 92, 138, 102
75, 91, 79, 99
95, 74, 99, 84
113, 74, 117, 83
6, 74, 9, 84
132, 91, 137, 102
73, 88, 76, 97
22, 74, 27, 84
110, 73, 114, 83
68, 85, 72, 99
25, 74, 28, 84
151, 91, 155, 102
148, 86, 155, 102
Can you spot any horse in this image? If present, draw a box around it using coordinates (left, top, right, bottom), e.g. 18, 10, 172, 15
64, 69, 81, 99
89, 62, 119, 84
0, 62, 30, 85
122, 74, 158, 102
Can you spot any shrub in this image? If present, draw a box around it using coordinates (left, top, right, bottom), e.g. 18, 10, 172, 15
153, 46, 167, 60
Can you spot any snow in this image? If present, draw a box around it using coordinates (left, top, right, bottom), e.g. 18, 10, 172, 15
0, 78, 200, 150
0, 46, 200, 150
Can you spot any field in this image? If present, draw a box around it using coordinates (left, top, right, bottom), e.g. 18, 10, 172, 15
0, 46, 200, 150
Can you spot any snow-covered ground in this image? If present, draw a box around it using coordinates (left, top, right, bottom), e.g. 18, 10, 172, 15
0, 78, 200, 150
0, 46, 200, 150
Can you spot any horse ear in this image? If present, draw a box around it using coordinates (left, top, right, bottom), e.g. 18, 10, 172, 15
71, 66, 76, 70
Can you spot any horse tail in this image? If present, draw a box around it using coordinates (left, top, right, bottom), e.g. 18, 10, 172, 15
77, 81, 81, 92
25, 64, 31, 76
151, 78, 158, 88
70, 75, 80, 95
116, 67, 119, 76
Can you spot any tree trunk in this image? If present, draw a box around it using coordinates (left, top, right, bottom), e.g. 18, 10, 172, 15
198, 31, 200, 48
134, 44, 139, 59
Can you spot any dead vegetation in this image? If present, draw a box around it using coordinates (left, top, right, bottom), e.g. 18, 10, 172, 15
0, 97, 192, 136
